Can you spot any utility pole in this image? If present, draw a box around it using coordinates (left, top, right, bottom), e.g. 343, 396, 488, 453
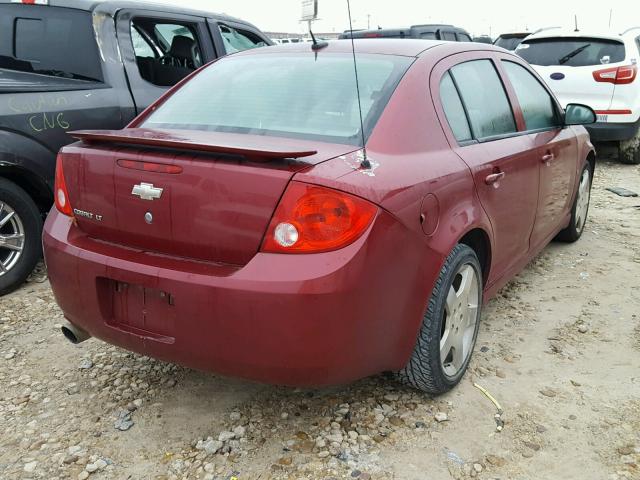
367, 14, 371, 30
609, 9, 613, 28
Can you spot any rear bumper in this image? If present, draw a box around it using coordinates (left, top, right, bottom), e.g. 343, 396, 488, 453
586, 118, 640, 142
43, 209, 439, 387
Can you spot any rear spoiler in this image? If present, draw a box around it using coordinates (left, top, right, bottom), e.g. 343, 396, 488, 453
68, 129, 318, 160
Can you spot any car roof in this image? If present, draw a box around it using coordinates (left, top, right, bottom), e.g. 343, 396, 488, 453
233, 38, 505, 58
0, 0, 249, 25
524, 28, 628, 42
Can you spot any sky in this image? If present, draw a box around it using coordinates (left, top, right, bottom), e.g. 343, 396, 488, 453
151, 0, 640, 37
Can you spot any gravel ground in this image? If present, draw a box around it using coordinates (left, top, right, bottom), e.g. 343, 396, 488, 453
1, 154, 639, 480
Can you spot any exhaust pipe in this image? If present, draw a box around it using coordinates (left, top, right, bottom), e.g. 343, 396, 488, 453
61, 322, 91, 344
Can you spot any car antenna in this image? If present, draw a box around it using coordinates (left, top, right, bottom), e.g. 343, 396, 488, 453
574, 14, 579, 32
346, 0, 371, 169
309, 29, 328, 51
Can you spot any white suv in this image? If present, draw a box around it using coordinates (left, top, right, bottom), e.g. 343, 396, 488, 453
516, 27, 640, 164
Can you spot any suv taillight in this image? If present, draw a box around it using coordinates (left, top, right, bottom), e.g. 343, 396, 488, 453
261, 182, 378, 254
593, 64, 637, 84
54, 154, 73, 217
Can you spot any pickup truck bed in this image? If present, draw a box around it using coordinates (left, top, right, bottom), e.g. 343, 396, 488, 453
0, 0, 271, 294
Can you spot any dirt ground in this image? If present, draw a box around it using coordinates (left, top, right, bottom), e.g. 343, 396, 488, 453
1, 151, 639, 480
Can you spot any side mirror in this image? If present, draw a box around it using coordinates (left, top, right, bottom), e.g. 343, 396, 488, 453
565, 103, 596, 126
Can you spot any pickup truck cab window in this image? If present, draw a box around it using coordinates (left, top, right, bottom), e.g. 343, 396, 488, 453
0, 5, 103, 83
218, 24, 268, 54
131, 25, 157, 59
130, 17, 203, 87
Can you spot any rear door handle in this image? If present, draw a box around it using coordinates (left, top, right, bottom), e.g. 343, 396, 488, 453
485, 171, 505, 185
541, 153, 555, 164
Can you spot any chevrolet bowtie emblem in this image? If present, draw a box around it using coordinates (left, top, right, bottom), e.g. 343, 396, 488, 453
131, 182, 163, 201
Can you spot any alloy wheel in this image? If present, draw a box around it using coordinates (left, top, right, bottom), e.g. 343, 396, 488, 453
575, 168, 590, 232
440, 263, 481, 377
0, 202, 26, 276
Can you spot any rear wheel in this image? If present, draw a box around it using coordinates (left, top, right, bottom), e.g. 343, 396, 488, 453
619, 135, 640, 165
0, 179, 42, 295
556, 164, 591, 243
396, 244, 482, 395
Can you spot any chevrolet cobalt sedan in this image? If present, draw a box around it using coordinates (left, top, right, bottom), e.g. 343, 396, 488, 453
43, 40, 596, 394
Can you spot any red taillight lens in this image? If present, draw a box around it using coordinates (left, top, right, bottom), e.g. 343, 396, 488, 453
261, 182, 378, 254
593, 65, 637, 84
54, 154, 73, 217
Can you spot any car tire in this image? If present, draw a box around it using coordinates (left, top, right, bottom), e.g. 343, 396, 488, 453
556, 163, 592, 243
396, 244, 482, 395
619, 137, 640, 165
0, 178, 43, 296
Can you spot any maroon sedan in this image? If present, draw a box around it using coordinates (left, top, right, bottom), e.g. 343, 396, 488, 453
43, 40, 596, 394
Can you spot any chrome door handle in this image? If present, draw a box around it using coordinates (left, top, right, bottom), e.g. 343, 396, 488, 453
485, 172, 505, 185
541, 153, 555, 164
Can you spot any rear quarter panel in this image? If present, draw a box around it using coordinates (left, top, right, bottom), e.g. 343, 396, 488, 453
295, 51, 495, 363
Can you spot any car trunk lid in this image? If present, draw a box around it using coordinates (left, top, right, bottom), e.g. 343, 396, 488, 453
61, 128, 357, 265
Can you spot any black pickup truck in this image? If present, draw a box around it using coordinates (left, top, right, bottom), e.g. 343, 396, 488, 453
0, 0, 271, 294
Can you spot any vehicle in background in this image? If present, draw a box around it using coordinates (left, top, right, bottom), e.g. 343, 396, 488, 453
0, 0, 271, 294
45, 39, 596, 395
494, 32, 530, 50
517, 27, 640, 164
473, 35, 493, 44
274, 38, 304, 44
339, 24, 472, 42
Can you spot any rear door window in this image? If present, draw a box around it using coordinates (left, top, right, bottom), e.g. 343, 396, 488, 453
0, 5, 102, 82
440, 71, 472, 142
218, 24, 267, 54
131, 26, 157, 59
450, 59, 517, 139
457, 33, 472, 42
420, 32, 437, 40
442, 31, 457, 41
502, 61, 560, 130
516, 37, 625, 66
130, 18, 203, 87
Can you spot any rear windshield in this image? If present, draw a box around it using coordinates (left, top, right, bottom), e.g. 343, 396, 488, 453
516, 37, 625, 67
494, 36, 525, 50
0, 5, 103, 82
142, 53, 413, 145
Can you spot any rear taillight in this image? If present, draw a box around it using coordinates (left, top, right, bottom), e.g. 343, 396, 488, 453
593, 64, 637, 84
54, 154, 73, 217
261, 182, 378, 254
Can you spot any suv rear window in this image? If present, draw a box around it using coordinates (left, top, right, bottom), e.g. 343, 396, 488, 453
516, 37, 625, 67
143, 53, 413, 146
0, 5, 103, 82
